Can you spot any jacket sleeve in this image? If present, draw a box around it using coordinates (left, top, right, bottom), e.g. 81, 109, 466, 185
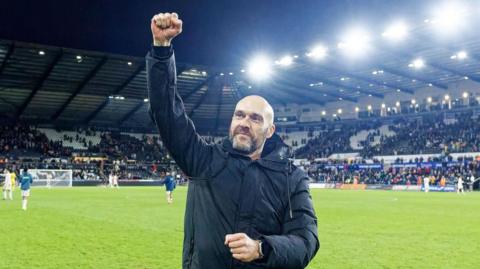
262, 175, 319, 268
146, 46, 212, 178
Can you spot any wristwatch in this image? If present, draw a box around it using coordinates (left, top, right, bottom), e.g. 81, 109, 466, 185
257, 240, 264, 259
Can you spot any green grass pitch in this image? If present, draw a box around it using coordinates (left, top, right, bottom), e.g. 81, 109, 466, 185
0, 187, 478, 268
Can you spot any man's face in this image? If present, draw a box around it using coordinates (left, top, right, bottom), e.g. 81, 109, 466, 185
229, 96, 274, 154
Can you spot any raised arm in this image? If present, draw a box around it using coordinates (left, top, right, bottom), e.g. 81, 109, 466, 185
147, 12, 212, 177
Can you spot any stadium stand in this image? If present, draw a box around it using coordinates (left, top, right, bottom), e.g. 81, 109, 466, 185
3, 107, 480, 189
39, 127, 101, 150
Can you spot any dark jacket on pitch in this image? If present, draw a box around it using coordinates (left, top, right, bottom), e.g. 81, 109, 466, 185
147, 46, 319, 269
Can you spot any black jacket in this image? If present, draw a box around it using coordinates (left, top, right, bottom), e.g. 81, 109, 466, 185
147, 46, 319, 269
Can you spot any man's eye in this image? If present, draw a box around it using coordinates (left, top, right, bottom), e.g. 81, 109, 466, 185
251, 115, 262, 122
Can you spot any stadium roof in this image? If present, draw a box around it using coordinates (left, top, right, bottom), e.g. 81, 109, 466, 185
2, 1, 480, 133
2, 28, 480, 132
0, 39, 233, 132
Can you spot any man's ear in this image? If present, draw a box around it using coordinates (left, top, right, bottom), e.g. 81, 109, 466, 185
266, 124, 275, 139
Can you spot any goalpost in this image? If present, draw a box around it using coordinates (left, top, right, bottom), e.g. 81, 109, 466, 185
29, 169, 73, 187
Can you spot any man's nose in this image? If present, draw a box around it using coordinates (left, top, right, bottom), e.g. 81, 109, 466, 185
238, 117, 251, 128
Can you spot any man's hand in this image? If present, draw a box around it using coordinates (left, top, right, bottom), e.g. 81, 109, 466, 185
151, 12, 182, 47
225, 233, 261, 262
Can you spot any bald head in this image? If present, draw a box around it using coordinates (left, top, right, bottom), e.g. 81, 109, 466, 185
229, 95, 276, 159
234, 95, 274, 126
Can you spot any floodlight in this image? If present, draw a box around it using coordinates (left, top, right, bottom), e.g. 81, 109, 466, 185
247, 55, 272, 81
276, 55, 293, 66
409, 58, 425, 69
306, 45, 328, 59
382, 21, 409, 41
338, 28, 371, 58
428, 1, 469, 35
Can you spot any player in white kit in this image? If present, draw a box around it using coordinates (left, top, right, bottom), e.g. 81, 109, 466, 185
108, 173, 113, 188
457, 175, 464, 194
112, 173, 119, 188
423, 176, 430, 193
108, 172, 118, 188
2, 168, 13, 200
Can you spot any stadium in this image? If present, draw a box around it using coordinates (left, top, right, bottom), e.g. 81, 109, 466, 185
1, 1, 480, 268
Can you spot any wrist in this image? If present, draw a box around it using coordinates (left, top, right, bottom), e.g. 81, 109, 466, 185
153, 39, 171, 47
256, 240, 264, 260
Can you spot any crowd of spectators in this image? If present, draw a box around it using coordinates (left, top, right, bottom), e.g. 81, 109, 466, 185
3, 109, 480, 185
306, 158, 479, 186
294, 121, 383, 159
1, 124, 172, 162
360, 112, 480, 157
0, 124, 72, 158
295, 111, 480, 159
295, 129, 353, 158
9, 111, 479, 165
86, 132, 170, 162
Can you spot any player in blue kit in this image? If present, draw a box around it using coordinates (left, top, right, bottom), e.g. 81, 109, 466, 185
162, 172, 176, 204
19, 168, 33, 211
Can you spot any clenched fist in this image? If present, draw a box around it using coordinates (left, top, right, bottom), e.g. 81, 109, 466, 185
225, 233, 261, 263
151, 12, 183, 47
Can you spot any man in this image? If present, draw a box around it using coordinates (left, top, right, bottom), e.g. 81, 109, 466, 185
162, 171, 175, 204
108, 172, 113, 188
19, 168, 33, 210
147, 12, 319, 268
468, 173, 475, 192
10, 169, 17, 191
2, 168, 13, 200
46, 171, 53, 189
440, 176, 446, 187
457, 174, 464, 194
423, 175, 430, 193
108, 172, 119, 188
112, 173, 119, 189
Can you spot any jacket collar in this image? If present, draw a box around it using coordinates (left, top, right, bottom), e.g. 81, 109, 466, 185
221, 133, 291, 171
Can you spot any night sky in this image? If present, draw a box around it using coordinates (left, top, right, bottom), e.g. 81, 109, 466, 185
1, 0, 433, 68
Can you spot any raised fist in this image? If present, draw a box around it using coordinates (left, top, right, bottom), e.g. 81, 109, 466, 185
151, 12, 183, 46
